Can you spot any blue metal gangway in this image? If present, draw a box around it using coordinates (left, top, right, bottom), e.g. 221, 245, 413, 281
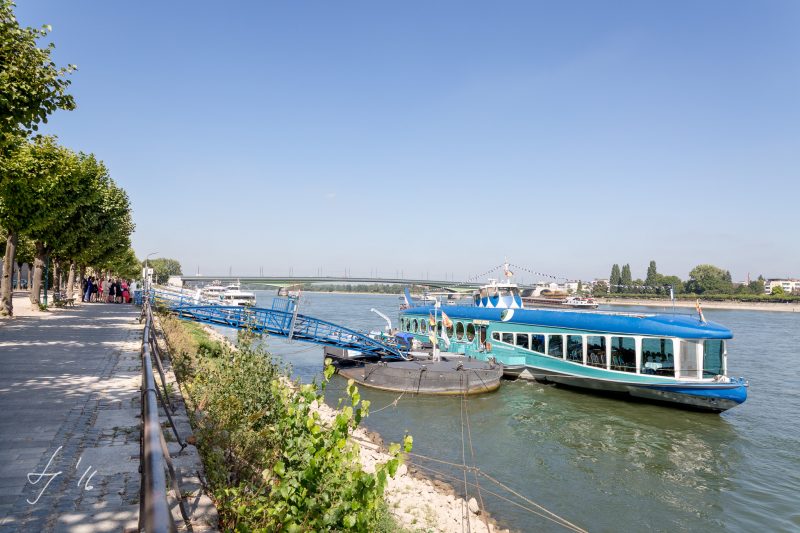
149, 288, 405, 359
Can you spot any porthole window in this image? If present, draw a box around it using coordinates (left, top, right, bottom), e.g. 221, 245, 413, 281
456, 322, 464, 340
421, 320, 427, 333
446, 322, 454, 338
413, 319, 418, 332
466, 323, 476, 342
437, 321, 442, 335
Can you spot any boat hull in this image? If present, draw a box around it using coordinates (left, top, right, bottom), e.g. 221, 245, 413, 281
335, 359, 503, 395
526, 367, 747, 411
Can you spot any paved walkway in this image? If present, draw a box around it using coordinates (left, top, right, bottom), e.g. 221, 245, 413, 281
0, 302, 142, 532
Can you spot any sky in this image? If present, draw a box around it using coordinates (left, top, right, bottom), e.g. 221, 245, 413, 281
15, 1, 800, 283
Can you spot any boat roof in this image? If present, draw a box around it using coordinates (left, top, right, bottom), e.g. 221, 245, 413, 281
401, 305, 732, 340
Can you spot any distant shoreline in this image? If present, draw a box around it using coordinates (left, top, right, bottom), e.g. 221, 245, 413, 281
255, 289, 800, 313
599, 298, 800, 313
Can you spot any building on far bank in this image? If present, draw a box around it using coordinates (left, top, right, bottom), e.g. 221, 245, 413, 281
764, 278, 800, 294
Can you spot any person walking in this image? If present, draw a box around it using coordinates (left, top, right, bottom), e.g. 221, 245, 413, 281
122, 280, 130, 303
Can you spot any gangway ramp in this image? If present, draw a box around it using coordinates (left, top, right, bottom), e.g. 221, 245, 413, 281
150, 289, 405, 359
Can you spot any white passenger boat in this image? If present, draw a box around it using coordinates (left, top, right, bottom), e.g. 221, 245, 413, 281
221, 282, 256, 306
399, 262, 748, 412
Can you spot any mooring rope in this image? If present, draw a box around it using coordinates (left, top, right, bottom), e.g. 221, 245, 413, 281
370, 390, 406, 414
408, 460, 586, 533
458, 372, 472, 533
462, 370, 490, 532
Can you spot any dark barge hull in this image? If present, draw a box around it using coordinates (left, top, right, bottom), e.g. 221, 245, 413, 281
334, 358, 503, 395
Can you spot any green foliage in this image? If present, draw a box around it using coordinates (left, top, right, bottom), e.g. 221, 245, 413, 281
661, 275, 684, 294
620, 264, 632, 288
146, 257, 182, 284
160, 317, 410, 532
645, 260, 658, 287
609, 264, 621, 293
685, 264, 733, 294
592, 280, 608, 296
0, 0, 76, 148
771, 285, 785, 296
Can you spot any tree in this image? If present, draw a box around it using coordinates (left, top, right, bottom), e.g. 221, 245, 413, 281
645, 260, 659, 290
592, 281, 608, 297
0, 1, 76, 315
610, 264, 621, 294
146, 258, 182, 284
4, 137, 84, 309
660, 275, 684, 295
685, 264, 733, 294
621, 264, 632, 291
771, 285, 785, 296
0, 0, 76, 147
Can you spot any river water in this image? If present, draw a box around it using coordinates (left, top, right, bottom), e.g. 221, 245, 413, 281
219, 291, 799, 532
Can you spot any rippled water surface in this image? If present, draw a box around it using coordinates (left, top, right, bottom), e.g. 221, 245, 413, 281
217, 292, 800, 532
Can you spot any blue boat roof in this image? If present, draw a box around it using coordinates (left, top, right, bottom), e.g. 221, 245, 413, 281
401, 305, 732, 340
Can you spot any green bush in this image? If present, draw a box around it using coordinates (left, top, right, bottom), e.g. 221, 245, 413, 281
160, 315, 411, 531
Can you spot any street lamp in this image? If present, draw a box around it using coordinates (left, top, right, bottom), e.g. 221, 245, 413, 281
144, 252, 159, 292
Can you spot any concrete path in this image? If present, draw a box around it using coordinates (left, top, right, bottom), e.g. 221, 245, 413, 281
0, 302, 142, 532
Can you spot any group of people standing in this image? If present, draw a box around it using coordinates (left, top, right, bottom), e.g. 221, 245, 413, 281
82, 276, 137, 303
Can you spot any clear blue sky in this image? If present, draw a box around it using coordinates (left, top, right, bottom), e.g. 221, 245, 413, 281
17, 1, 800, 282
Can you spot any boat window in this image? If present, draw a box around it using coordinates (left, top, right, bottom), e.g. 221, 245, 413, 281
492, 331, 500, 341
421, 320, 428, 333
567, 335, 583, 362
547, 335, 564, 358
446, 322, 454, 337
456, 322, 464, 340
413, 319, 419, 333
587, 336, 606, 367
515, 333, 530, 350
466, 323, 476, 341
531, 334, 545, 353
703, 340, 724, 377
437, 321, 442, 335
641, 338, 675, 377
679, 341, 699, 378
502, 332, 514, 344
610, 337, 636, 372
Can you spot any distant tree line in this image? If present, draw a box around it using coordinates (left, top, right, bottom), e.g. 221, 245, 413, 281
599, 260, 797, 300
300, 283, 405, 294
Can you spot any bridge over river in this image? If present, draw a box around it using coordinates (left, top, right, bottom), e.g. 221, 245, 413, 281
179, 275, 534, 292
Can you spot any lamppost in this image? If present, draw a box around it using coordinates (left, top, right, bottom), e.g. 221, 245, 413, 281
144, 252, 158, 293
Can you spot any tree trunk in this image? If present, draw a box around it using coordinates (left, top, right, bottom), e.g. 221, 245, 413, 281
53, 261, 60, 293
30, 242, 46, 309
15, 262, 21, 291
1, 232, 17, 317
67, 262, 76, 300
27, 267, 31, 294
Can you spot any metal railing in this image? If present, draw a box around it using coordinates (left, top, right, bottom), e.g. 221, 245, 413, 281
138, 299, 189, 532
